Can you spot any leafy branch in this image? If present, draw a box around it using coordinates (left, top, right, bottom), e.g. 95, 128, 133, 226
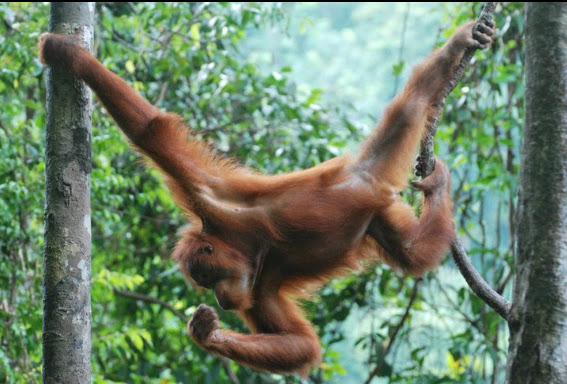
113, 289, 241, 384
364, 279, 421, 384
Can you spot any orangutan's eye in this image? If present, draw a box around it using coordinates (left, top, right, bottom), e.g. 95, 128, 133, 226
199, 244, 213, 255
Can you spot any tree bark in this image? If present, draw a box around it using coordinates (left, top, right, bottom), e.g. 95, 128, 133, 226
505, 3, 567, 383
43, 3, 95, 383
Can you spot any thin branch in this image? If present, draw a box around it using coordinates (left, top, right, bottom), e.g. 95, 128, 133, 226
392, 3, 411, 96
92, 204, 177, 224
113, 289, 240, 384
221, 360, 241, 384
435, 277, 479, 326
384, 279, 420, 356
415, 2, 510, 320
496, 268, 512, 295
451, 240, 510, 320
364, 279, 421, 384
152, 82, 168, 106
114, 289, 189, 321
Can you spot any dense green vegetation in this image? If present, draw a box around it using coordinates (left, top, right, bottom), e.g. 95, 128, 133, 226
0, 2, 523, 383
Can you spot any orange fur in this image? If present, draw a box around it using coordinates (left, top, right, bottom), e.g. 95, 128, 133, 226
39, 19, 493, 375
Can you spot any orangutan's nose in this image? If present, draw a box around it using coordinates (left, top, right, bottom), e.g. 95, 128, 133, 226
188, 263, 218, 289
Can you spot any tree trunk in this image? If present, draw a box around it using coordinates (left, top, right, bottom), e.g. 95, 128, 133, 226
506, 3, 567, 384
43, 3, 95, 383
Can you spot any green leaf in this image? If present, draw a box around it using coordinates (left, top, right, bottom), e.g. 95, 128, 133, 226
125, 60, 135, 74
392, 60, 405, 76
190, 22, 201, 44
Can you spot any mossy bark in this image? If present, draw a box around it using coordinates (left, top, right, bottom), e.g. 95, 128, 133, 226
43, 3, 95, 383
506, 3, 567, 384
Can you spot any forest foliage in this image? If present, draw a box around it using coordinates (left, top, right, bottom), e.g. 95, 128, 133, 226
0, 2, 523, 383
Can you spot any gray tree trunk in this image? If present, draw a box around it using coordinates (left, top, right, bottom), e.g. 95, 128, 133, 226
505, 3, 567, 384
43, 3, 95, 383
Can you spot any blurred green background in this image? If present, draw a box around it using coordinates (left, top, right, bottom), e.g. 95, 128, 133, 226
0, 2, 523, 383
